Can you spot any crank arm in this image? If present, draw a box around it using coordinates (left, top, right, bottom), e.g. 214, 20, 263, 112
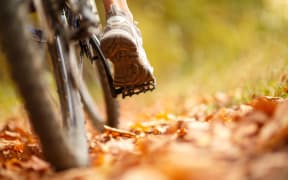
89, 35, 121, 98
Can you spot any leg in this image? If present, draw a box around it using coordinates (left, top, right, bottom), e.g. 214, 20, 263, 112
102, 0, 133, 21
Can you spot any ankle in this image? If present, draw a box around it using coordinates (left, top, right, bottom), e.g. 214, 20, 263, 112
106, 3, 133, 21
118, 5, 133, 21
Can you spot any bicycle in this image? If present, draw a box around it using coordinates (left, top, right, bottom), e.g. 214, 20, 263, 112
0, 0, 155, 170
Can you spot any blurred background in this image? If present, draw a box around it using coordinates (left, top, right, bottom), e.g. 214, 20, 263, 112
0, 0, 288, 120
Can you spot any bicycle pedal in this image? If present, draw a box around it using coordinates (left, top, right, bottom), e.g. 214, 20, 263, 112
115, 80, 156, 98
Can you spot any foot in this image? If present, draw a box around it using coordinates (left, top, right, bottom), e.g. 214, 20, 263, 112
100, 5, 155, 95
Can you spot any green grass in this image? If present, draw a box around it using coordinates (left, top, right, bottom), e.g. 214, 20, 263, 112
0, 82, 21, 120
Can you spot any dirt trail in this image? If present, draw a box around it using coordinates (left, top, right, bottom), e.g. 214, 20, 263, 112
1, 96, 288, 180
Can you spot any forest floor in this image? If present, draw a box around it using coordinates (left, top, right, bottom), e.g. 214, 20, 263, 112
1, 94, 288, 180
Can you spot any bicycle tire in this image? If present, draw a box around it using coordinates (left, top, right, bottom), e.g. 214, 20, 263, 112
95, 59, 119, 127
0, 0, 86, 170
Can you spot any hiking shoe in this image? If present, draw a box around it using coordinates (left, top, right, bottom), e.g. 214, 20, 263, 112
100, 5, 155, 88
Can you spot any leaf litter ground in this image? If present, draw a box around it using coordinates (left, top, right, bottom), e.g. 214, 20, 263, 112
1, 96, 288, 180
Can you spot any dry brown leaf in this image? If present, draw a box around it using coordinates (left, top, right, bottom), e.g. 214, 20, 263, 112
249, 96, 281, 117
104, 126, 136, 139
257, 101, 288, 151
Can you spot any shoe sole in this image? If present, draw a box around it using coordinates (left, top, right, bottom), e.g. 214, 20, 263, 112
100, 30, 153, 87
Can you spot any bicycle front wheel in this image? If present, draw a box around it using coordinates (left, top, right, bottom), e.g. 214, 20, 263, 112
0, 0, 86, 170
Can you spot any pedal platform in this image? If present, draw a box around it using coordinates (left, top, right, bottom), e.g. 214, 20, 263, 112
114, 80, 156, 98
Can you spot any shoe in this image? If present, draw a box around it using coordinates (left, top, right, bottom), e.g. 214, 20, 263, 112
100, 5, 155, 89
